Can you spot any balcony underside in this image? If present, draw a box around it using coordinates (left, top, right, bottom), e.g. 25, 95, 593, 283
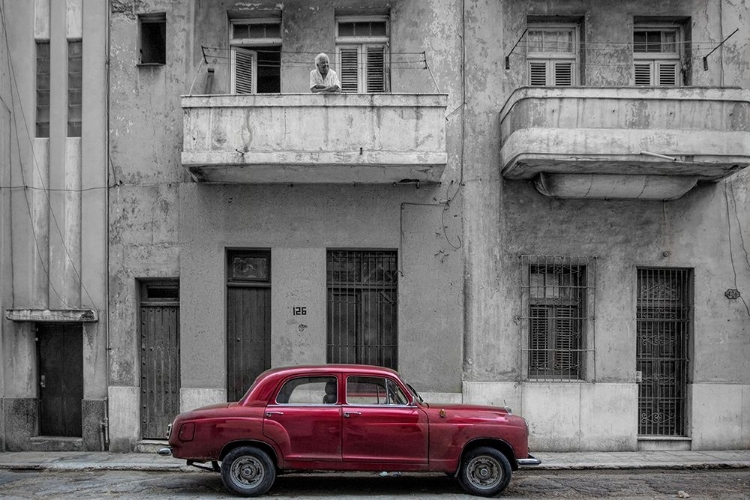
500, 87, 750, 199
182, 151, 447, 184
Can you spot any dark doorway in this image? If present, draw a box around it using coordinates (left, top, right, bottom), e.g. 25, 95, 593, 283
226, 250, 271, 402
139, 280, 180, 440
38, 324, 83, 437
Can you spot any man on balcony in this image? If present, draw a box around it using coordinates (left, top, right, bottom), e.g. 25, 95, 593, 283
310, 53, 341, 94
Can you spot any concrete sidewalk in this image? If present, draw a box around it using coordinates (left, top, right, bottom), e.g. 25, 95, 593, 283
0, 450, 748, 472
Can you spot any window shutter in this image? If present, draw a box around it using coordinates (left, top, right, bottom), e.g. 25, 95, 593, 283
553, 62, 573, 86
529, 61, 548, 86
232, 47, 256, 94
657, 62, 677, 86
339, 47, 359, 93
634, 63, 652, 86
365, 46, 385, 93
529, 306, 549, 370
554, 306, 578, 371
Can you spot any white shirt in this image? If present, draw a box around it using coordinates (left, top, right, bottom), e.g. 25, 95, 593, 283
310, 69, 341, 91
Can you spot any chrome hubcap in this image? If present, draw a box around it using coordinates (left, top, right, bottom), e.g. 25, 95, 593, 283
467, 456, 500, 489
232, 456, 264, 486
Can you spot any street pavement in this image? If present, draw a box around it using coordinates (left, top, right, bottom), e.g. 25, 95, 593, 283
0, 449, 748, 472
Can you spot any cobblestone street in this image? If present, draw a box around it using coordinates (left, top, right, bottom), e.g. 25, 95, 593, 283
0, 468, 748, 499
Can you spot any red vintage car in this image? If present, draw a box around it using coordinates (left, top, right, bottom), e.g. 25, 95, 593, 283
159, 365, 540, 497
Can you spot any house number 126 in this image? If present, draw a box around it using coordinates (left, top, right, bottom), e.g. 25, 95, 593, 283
292, 306, 307, 316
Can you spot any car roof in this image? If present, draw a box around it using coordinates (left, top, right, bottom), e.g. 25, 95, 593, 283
242, 364, 402, 403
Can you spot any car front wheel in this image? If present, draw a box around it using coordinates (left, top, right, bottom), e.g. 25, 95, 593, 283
457, 446, 512, 497
221, 446, 276, 497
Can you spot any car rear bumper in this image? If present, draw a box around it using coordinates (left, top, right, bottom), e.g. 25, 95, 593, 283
517, 454, 541, 466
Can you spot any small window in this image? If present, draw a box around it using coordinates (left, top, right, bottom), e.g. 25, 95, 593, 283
139, 279, 179, 304
139, 13, 166, 65
230, 18, 281, 94
633, 25, 682, 86
276, 376, 337, 405
526, 25, 578, 86
36, 41, 50, 138
346, 376, 408, 405
336, 16, 389, 93
68, 40, 82, 137
227, 250, 270, 283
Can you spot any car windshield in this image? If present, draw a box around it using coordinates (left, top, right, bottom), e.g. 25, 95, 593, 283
405, 382, 424, 405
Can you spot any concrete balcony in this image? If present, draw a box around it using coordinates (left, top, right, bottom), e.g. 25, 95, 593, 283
500, 87, 750, 199
181, 93, 448, 184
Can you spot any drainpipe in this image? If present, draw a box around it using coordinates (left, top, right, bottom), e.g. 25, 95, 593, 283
102, 0, 111, 451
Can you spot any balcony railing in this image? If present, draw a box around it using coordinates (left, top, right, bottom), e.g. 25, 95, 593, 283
181, 93, 448, 184
499, 87, 750, 199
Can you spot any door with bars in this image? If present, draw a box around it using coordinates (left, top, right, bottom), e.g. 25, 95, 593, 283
327, 250, 398, 368
636, 268, 691, 436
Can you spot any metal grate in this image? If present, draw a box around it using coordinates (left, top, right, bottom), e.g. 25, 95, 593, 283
637, 268, 691, 436
520, 255, 595, 381
327, 250, 398, 369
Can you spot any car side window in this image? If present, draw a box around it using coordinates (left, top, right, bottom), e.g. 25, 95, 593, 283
275, 376, 337, 405
346, 376, 409, 405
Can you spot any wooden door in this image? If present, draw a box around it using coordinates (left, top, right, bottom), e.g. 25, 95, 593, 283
140, 280, 180, 439
38, 324, 83, 437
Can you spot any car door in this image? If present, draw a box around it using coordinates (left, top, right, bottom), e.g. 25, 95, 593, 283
342, 375, 428, 465
262, 375, 342, 462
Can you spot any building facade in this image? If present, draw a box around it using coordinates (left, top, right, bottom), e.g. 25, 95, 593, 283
1, 0, 749, 453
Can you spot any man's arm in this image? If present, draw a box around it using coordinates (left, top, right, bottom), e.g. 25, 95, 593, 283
311, 84, 340, 93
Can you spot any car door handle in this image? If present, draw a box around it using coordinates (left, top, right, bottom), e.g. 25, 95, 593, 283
265, 411, 284, 417
344, 411, 361, 418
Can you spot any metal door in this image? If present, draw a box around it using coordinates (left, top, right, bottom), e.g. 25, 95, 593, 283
38, 324, 83, 437
227, 250, 271, 402
636, 268, 691, 436
140, 280, 180, 439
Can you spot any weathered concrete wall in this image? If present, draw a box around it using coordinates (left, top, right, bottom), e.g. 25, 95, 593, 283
1, 0, 108, 451
179, 182, 464, 410
459, 0, 750, 450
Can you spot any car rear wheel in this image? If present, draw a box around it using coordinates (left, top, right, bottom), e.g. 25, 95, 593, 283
457, 446, 512, 497
221, 446, 276, 497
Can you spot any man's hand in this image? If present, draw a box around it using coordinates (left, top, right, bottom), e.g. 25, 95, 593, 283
311, 84, 341, 94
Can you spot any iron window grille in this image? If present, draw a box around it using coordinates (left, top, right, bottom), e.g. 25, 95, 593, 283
636, 268, 691, 437
327, 250, 398, 369
520, 255, 596, 381
36, 41, 50, 138
68, 40, 82, 137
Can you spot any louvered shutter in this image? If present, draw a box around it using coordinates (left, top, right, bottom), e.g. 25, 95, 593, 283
553, 62, 573, 86
365, 46, 385, 93
232, 47, 256, 94
657, 62, 677, 86
554, 306, 578, 371
529, 306, 549, 370
339, 47, 359, 93
529, 61, 548, 86
634, 63, 652, 86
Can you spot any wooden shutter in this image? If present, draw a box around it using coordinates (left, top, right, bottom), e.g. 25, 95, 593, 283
658, 62, 678, 86
553, 62, 573, 86
529, 61, 547, 86
634, 62, 652, 86
529, 306, 549, 370
339, 47, 359, 93
232, 47, 256, 94
365, 46, 385, 93
554, 306, 577, 370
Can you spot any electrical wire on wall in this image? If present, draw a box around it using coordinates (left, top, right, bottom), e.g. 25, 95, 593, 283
723, 179, 750, 317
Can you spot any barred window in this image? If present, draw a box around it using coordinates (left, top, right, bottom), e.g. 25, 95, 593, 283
327, 250, 397, 369
521, 255, 594, 381
36, 41, 50, 138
